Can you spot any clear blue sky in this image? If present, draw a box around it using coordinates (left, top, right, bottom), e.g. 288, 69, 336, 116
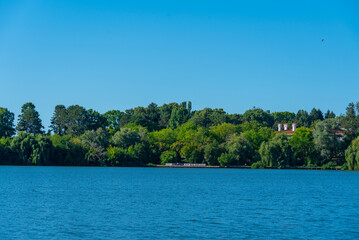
1, 0, 358, 129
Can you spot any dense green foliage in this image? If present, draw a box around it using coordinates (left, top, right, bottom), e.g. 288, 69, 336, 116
259, 134, 293, 167
289, 127, 316, 166
1, 101, 359, 170
16, 103, 43, 134
313, 119, 344, 164
345, 137, 359, 170
0, 107, 15, 137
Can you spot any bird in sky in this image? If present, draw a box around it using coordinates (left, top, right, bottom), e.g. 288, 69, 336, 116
322, 39, 325, 42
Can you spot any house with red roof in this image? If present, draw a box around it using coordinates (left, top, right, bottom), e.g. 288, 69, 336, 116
276, 123, 297, 135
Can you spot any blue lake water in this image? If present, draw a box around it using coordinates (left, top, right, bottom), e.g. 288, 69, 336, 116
0, 167, 359, 239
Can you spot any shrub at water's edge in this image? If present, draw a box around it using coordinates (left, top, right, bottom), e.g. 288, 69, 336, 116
345, 137, 359, 170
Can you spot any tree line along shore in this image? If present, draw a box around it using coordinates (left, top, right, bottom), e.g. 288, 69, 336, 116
1, 101, 359, 170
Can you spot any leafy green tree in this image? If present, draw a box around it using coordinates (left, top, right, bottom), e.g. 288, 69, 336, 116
260, 141, 280, 167
81, 128, 110, 148
345, 137, 359, 170
272, 111, 296, 123
189, 108, 226, 128
239, 121, 262, 132
217, 153, 234, 166
111, 128, 141, 148
148, 128, 176, 147
87, 109, 107, 131
203, 141, 224, 165
240, 127, 274, 163
158, 103, 178, 129
50, 105, 68, 135
294, 110, 310, 128
34, 135, 54, 165
0, 107, 15, 137
118, 109, 133, 127
242, 108, 274, 128
65, 105, 90, 135
105, 146, 135, 166
160, 150, 180, 165
168, 102, 191, 129
145, 102, 161, 131
0, 141, 5, 164
127, 142, 153, 165
174, 122, 209, 144
0, 137, 17, 164
11, 133, 38, 165
226, 114, 243, 125
289, 127, 316, 166
16, 102, 43, 134
346, 102, 356, 117
309, 108, 324, 125
130, 107, 150, 129
11, 132, 52, 165
51, 134, 86, 166
324, 110, 336, 119
50, 105, 103, 135
242, 127, 275, 150
259, 134, 294, 167
251, 161, 266, 169
209, 123, 238, 143
312, 119, 344, 164
180, 142, 203, 163
123, 103, 162, 132
343, 102, 359, 140
169, 141, 184, 158
225, 134, 254, 165
103, 110, 124, 134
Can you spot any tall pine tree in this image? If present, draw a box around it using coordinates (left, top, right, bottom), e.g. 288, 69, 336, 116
17, 102, 43, 135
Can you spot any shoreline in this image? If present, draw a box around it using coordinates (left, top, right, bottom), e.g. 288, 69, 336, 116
154, 165, 343, 170
0, 165, 343, 171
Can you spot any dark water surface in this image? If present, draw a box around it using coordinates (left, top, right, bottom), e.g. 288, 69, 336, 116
1, 167, 359, 239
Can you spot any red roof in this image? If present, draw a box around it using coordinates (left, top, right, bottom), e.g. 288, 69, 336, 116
275, 129, 295, 135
